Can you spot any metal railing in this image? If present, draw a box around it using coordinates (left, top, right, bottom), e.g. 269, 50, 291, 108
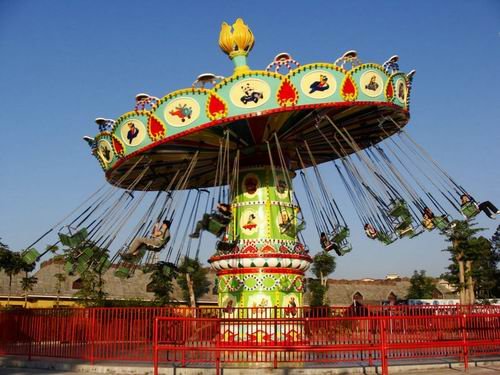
153, 306, 500, 375
0, 305, 499, 374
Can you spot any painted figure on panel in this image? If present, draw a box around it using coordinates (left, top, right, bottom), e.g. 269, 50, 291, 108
365, 75, 379, 91
126, 122, 139, 144
309, 74, 330, 94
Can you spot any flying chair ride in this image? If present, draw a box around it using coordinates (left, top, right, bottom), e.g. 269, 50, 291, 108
21, 19, 497, 314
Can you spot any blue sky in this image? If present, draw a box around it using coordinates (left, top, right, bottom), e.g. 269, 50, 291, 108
1, 0, 499, 279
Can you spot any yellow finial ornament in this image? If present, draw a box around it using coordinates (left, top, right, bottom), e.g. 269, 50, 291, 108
218, 18, 254, 74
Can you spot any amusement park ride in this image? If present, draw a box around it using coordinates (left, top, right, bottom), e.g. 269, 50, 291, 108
21, 18, 498, 314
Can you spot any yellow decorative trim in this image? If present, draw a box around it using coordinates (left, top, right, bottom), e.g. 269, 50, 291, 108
213, 70, 284, 91
288, 62, 347, 76
94, 132, 112, 141
93, 149, 108, 171
153, 87, 209, 109
265, 176, 272, 239
115, 110, 149, 130
388, 72, 408, 107
348, 62, 387, 76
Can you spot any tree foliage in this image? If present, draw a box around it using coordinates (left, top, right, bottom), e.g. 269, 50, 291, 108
21, 275, 38, 307
178, 257, 210, 307
308, 279, 328, 307
63, 240, 110, 307
74, 269, 108, 306
311, 252, 336, 287
0, 239, 11, 273
406, 270, 436, 299
492, 225, 500, 251
54, 272, 66, 307
443, 221, 485, 261
148, 261, 178, 306
441, 221, 499, 301
307, 251, 336, 306
0, 242, 35, 306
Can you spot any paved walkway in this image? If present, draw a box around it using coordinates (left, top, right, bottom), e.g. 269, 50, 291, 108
1, 365, 500, 374
404, 366, 500, 374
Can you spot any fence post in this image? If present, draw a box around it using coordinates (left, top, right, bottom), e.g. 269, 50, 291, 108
181, 317, 186, 368
461, 313, 469, 372
273, 305, 278, 369
216, 313, 222, 375
89, 309, 96, 365
380, 317, 388, 375
153, 318, 159, 375
27, 311, 32, 361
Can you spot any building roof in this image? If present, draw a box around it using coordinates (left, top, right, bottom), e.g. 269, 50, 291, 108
320, 278, 412, 305
1, 259, 456, 306
0, 258, 218, 304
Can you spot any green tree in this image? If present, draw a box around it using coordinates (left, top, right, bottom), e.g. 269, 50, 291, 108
492, 225, 500, 251
311, 252, 336, 287
2, 251, 32, 306
0, 238, 9, 254
308, 252, 336, 306
442, 224, 500, 301
178, 257, 210, 308
148, 261, 178, 305
406, 270, 436, 299
20, 275, 38, 308
54, 272, 66, 307
0, 239, 10, 272
74, 269, 108, 306
308, 279, 328, 307
441, 220, 493, 304
61, 239, 110, 307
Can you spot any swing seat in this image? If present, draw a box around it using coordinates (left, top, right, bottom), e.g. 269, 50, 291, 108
422, 219, 435, 231
296, 221, 306, 232
394, 219, 411, 231
76, 260, 89, 274
64, 261, 75, 274
409, 228, 425, 238
325, 242, 351, 256
120, 248, 146, 263
207, 217, 226, 236
396, 223, 414, 238
22, 248, 40, 265
140, 237, 169, 253
339, 244, 353, 255
433, 216, 450, 231
115, 267, 131, 279
388, 201, 409, 218
332, 227, 350, 244
77, 247, 95, 263
96, 256, 111, 272
376, 232, 395, 245
71, 228, 88, 245
279, 221, 298, 237
59, 228, 88, 248
323, 242, 337, 252
216, 240, 237, 253
461, 202, 480, 219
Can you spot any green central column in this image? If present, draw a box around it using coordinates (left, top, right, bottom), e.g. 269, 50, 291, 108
209, 165, 312, 327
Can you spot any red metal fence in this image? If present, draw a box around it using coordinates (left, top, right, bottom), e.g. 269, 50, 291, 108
1, 306, 499, 375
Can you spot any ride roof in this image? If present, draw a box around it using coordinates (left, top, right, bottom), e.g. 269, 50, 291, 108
87, 18, 413, 191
